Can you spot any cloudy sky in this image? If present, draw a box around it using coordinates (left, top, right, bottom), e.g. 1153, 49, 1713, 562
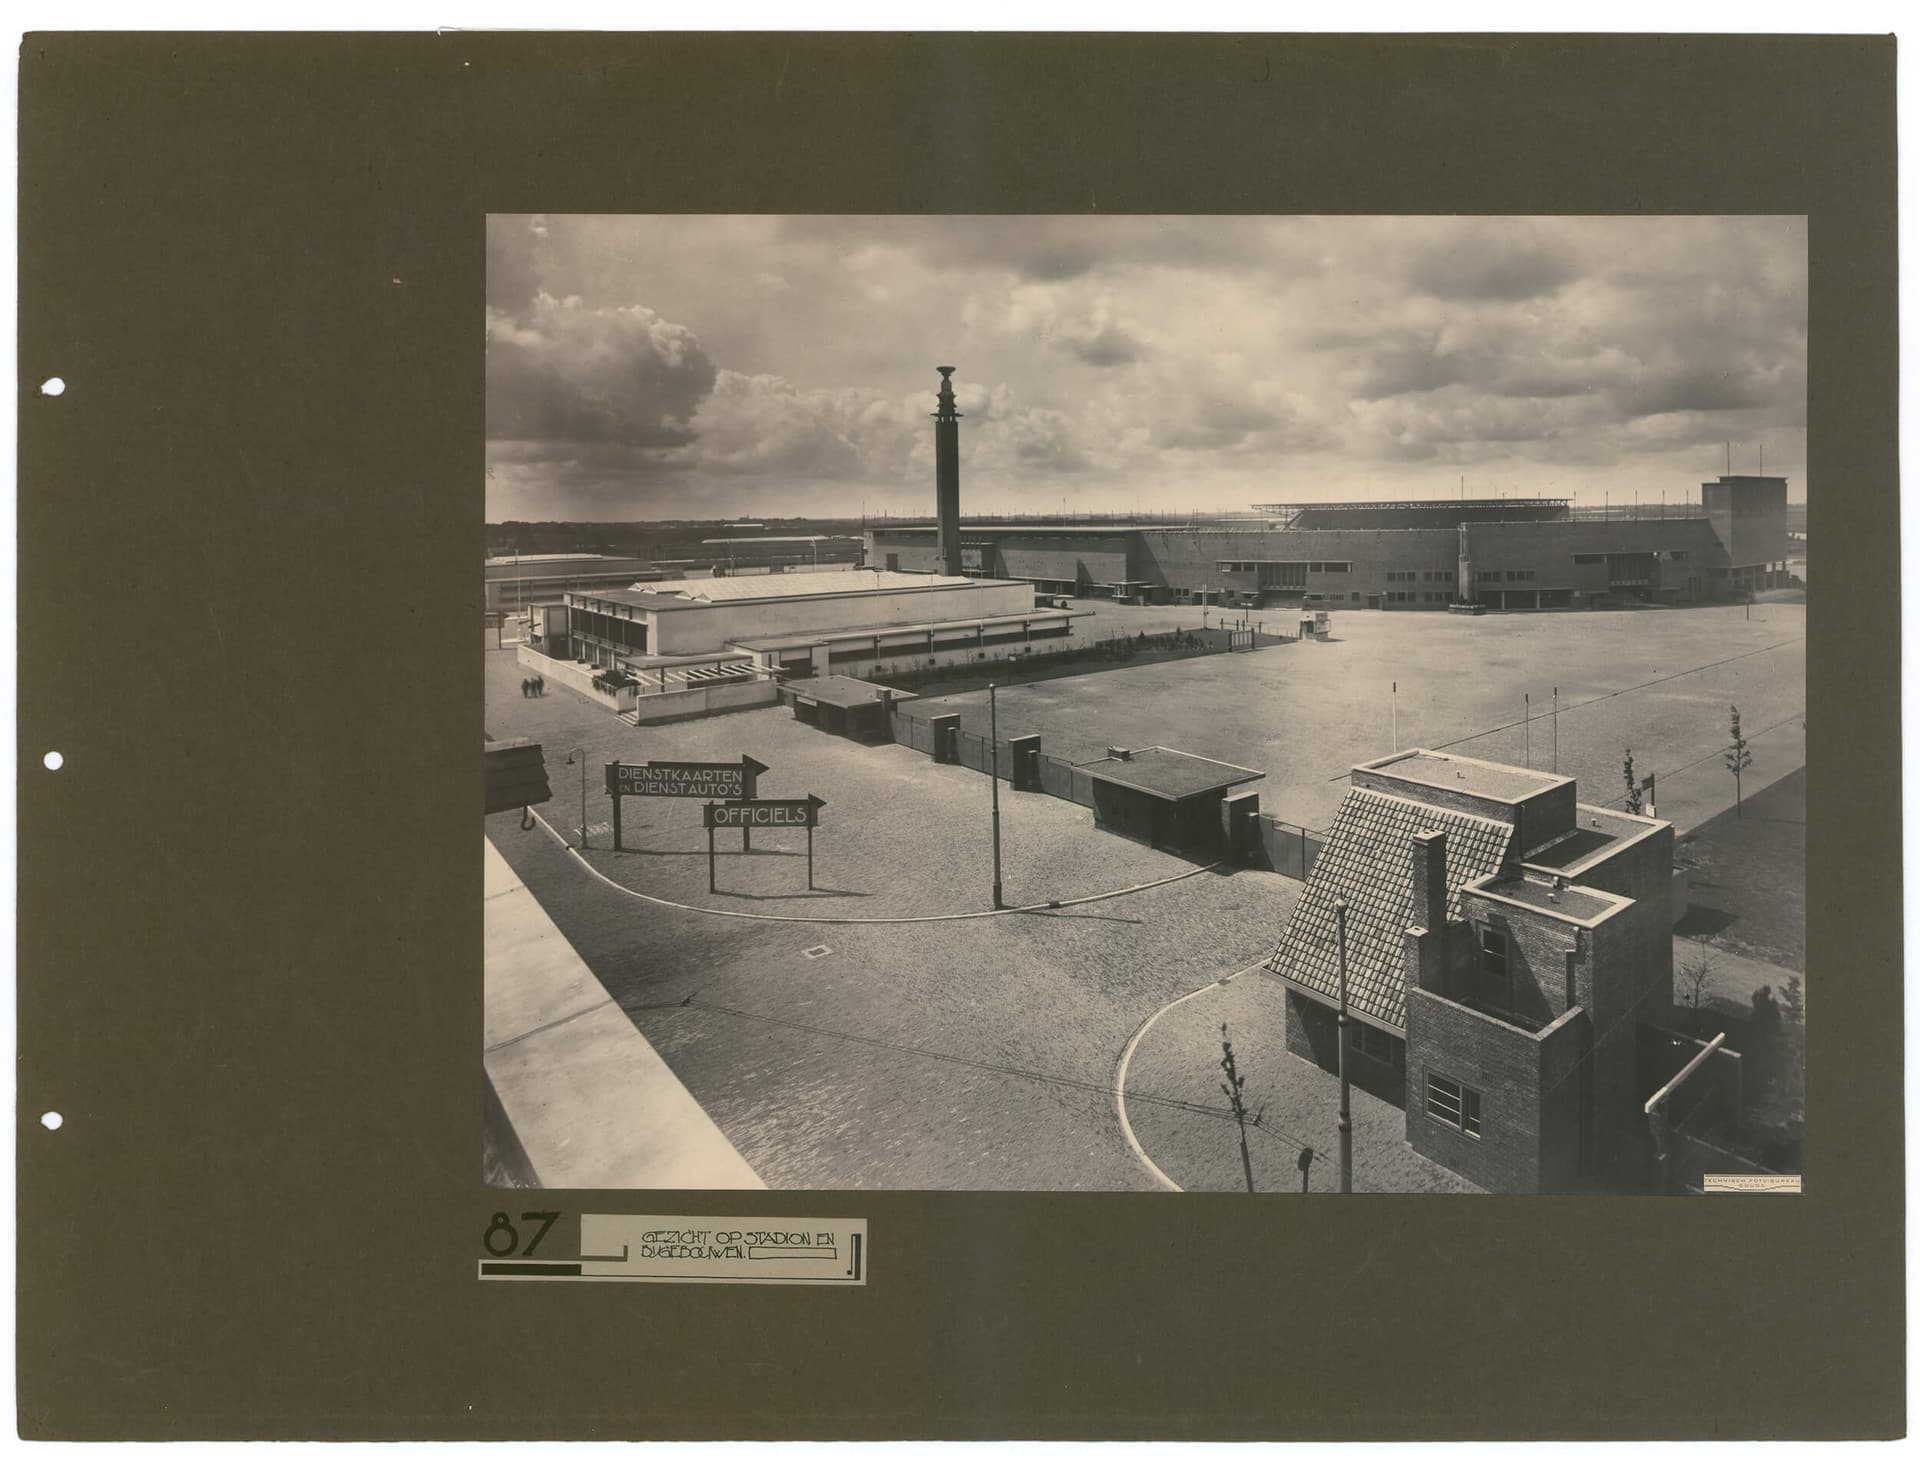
485, 214, 1805, 522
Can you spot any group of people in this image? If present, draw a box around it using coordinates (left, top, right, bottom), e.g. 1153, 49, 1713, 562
520, 675, 546, 698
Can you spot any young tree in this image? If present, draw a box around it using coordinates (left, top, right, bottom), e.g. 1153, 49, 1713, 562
1678, 940, 1716, 1027
1622, 748, 1645, 815
1726, 704, 1753, 817
1219, 1024, 1262, 1194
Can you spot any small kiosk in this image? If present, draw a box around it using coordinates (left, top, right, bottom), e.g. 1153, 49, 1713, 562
782, 675, 899, 744
1077, 746, 1265, 859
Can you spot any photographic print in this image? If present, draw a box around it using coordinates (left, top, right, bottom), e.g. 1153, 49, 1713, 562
481, 213, 1807, 1196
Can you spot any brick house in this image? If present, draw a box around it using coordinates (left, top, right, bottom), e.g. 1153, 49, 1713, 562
1268, 750, 1674, 1193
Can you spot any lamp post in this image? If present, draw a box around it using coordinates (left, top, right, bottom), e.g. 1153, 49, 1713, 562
564, 747, 588, 848
1336, 898, 1353, 1195
988, 682, 1004, 909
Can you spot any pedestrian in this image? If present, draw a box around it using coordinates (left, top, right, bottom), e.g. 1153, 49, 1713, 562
535, 675, 545, 697
521, 678, 530, 699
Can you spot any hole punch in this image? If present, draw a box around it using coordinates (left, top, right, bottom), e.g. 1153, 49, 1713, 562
42, 751, 63, 771
39, 376, 65, 397
41, 1112, 63, 1131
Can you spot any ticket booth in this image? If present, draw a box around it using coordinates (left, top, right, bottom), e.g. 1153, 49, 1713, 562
1077, 747, 1265, 859
782, 675, 897, 744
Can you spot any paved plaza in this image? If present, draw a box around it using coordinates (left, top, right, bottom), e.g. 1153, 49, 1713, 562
916, 598, 1805, 835
482, 593, 1805, 1192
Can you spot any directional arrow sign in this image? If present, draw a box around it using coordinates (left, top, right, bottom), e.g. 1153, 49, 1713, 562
703, 794, 826, 830
606, 754, 769, 800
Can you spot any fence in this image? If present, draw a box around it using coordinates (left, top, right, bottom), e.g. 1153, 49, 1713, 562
1253, 815, 1326, 881
887, 702, 1324, 870
867, 621, 1292, 695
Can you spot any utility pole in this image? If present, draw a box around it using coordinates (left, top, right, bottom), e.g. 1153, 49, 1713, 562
1552, 687, 1559, 773
1336, 899, 1353, 1195
1391, 681, 1398, 752
1220, 1024, 1260, 1194
989, 682, 1004, 909
565, 747, 589, 849
1524, 692, 1531, 768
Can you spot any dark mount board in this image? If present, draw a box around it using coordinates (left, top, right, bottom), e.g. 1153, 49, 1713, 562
15, 33, 1901, 1440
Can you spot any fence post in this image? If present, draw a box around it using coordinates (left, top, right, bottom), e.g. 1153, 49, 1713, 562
1298, 824, 1307, 880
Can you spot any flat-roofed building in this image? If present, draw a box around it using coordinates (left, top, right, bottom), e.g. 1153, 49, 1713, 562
865, 475, 1795, 613
528, 568, 1090, 721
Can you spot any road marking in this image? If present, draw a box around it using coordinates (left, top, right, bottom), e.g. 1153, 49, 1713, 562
522, 805, 1221, 926
1113, 959, 1275, 1193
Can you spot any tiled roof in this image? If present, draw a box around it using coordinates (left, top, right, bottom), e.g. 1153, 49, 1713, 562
1270, 787, 1514, 1030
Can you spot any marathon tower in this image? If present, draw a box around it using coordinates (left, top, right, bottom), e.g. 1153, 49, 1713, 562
933, 365, 963, 577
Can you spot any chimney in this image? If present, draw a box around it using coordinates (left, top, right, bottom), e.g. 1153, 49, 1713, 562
1411, 829, 1448, 934
933, 366, 963, 578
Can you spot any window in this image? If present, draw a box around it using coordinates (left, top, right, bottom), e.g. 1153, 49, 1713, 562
1426, 1074, 1482, 1138
1667, 550, 1689, 561
1308, 561, 1351, 574
1479, 926, 1509, 979
1351, 1021, 1394, 1062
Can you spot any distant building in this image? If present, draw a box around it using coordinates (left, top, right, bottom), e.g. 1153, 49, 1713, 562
1267, 751, 1677, 1193
865, 476, 1793, 611
484, 554, 663, 613
529, 568, 1089, 722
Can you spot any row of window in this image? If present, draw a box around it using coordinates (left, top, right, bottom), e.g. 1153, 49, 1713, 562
1215, 560, 1353, 575
1478, 569, 1537, 582
1571, 550, 1690, 565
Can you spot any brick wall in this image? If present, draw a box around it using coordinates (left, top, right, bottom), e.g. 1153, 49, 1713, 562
1574, 825, 1673, 1184
1405, 987, 1554, 1193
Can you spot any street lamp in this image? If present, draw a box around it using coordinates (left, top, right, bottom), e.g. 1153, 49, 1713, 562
988, 682, 1004, 909
564, 747, 589, 848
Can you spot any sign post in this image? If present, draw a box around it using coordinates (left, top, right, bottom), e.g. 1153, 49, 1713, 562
605, 755, 769, 852
605, 762, 622, 851
701, 795, 827, 894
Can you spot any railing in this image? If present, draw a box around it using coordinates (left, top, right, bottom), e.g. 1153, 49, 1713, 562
1562, 503, 1709, 521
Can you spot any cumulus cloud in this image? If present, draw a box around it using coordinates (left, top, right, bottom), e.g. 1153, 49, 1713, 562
485, 292, 718, 449
1405, 223, 1579, 302
1000, 284, 1149, 367
485, 214, 1806, 519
